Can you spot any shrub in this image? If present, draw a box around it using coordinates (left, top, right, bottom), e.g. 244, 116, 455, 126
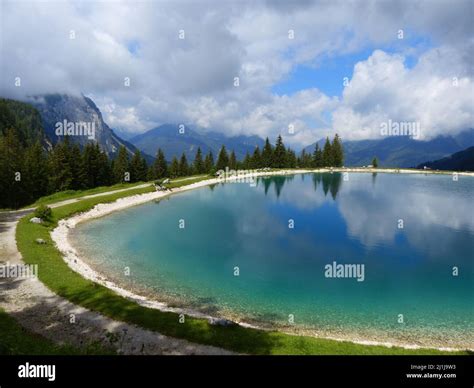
34, 205, 52, 221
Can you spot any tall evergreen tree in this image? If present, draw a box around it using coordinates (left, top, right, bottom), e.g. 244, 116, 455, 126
82, 143, 98, 188
286, 148, 297, 168
169, 156, 179, 177
272, 135, 287, 168
242, 152, 251, 170
70, 143, 87, 189
178, 152, 189, 176
96, 145, 112, 186
322, 137, 333, 167
139, 155, 148, 181
23, 141, 49, 202
0, 128, 28, 207
332, 134, 344, 167
113, 145, 130, 182
204, 150, 214, 173
312, 143, 323, 168
229, 150, 237, 170
299, 149, 312, 168
130, 150, 148, 182
153, 148, 168, 179
261, 137, 273, 167
0, 137, 7, 207
298, 150, 305, 167
49, 140, 73, 192
193, 147, 204, 174
250, 146, 262, 169
215, 146, 229, 171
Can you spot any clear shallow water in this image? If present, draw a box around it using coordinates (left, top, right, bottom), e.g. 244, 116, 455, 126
71, 173, 474, 347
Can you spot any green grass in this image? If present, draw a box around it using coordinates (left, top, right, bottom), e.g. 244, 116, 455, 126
15, 177, 470, 355
164, 175, 213, 189
0, 308, 112, 355
23, 181, 150, 209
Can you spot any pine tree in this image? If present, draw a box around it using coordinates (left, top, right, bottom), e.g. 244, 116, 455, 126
0, 128, 28, 207
204, 150, 214, 173
23, 141, 49, 203
0, 137, 7, 207
273, 135, 286, 168
130, 150, 148, 182
82, 143, 98, 188
113, 146, 130, 183
250, 146, 262, 169
286, 148, 297, 168
96, 145, 113, 186
153, 148, 168, 179
70, 143, 87, 189
372, 157, 378, 168
139, 155, 148, 181
9, 128, 29, 206
170, 156, 179, 177
147, 166, 154, 181
178, 152, 189, 176
299, 149, 306, 167
300, 149, 312, 168
322, 137, 333, 167
261, 137, 273, 168
49, 140, 73, 192
193, 147, 204, 174
242, 152, 251, 170
332, 134, 344, 167
131, 152, 148, 182
312, 143, 323, 168
229, 150, 237, 170
215, 146, 229, 171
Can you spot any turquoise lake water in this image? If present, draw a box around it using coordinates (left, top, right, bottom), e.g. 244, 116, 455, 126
71, 173, 474, 347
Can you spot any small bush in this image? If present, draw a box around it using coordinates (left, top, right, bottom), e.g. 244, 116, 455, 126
34, 205, 52, 221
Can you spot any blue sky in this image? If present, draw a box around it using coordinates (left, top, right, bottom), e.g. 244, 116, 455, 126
272, 35, 434, 98
272, 50, 374, 97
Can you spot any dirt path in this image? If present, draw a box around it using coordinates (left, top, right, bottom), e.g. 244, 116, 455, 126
4, 183, 152, 214
0, 192, 233, 355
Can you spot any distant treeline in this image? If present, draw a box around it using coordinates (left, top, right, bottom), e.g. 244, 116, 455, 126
160, 134, 344, 178
0, 96, 344, 208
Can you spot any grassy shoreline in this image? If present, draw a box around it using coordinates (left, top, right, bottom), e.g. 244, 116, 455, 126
14, 174, 470, 355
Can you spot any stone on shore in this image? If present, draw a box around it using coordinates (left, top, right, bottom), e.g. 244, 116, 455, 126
208, 318, 237, 327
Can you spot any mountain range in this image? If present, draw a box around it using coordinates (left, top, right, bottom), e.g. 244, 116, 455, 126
129, 124, 265, 161
417, 146, 474, 171
25, 94, 264, 162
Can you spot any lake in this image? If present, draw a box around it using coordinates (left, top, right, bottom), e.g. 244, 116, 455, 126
70, 172, 474, 348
